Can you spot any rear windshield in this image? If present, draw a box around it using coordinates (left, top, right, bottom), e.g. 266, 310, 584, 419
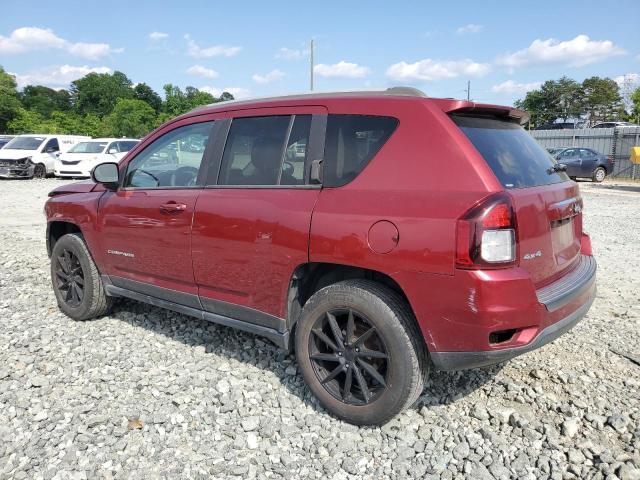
452, 115, 568, 188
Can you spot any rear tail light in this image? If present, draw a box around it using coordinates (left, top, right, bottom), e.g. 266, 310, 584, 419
456, 192, 517, 269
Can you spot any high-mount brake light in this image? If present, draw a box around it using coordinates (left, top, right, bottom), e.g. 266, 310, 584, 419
455, 192, 517, 269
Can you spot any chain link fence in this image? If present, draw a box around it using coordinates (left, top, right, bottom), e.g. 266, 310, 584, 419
531, 126, 640, 179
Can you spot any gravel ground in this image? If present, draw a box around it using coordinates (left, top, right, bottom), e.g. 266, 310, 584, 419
0, 178, 638, 480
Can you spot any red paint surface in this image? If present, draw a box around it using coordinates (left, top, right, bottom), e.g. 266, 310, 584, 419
45, 92, 595, 355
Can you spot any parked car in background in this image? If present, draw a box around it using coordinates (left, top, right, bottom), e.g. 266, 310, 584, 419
54, 138, 140, 178
45, 88, 596, 425
0, 135, 14, 149
0, 134, 90, 179
552, 147, 614, 182
592, 121, 639, 128
534, 122, 581, 130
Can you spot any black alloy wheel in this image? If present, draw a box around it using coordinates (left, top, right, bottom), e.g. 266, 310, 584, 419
308, 308, 389, 405
54, 249, 85, 307
33, 164, 46, 178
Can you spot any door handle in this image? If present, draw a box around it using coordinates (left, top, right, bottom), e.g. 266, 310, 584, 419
160, 202, 187, 214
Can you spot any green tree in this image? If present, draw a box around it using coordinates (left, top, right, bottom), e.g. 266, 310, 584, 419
20, 85, 71, 117
71, 71, 133, 117
514, 76, 583, 126
162, 84, 232, 117
104, 98, 156, 138
582, 76, 623, 125
0, 66, 22, 133
631, 87, 640, 124
133, 83, 162, 113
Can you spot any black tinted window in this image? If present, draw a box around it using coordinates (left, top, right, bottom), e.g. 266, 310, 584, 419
323, 115, 398, 187
452, 115, 568, 188
119, 141, 139, 152
219, 115, 311, 186
124, 122, 213, 188
43, 138, 59, 152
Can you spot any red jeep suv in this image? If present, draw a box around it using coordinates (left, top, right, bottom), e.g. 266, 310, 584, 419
45, 87, 597, 425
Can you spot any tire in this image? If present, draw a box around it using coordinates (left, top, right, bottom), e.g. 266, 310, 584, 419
50, 233, 113, 320
295, 279, 429, 425
33, 163, 46, 179
592, 167, 606, 182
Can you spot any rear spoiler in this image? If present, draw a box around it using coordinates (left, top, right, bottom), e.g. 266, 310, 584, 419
430, 99, 530, 125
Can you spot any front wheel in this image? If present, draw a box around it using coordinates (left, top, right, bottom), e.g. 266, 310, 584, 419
295, 280, 428, 425
51, 233, 113, 320
592, 167, 606, 182
33, 163, 46, 179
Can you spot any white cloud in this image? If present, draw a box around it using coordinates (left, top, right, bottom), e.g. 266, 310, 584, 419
457, 24, 483, 34
12, 64, 112, 89
497, 34, 626, 68
275, 47, 308, 60
185, 34, 241, 58
491, 80, 542, 94
314, 61, 371, 78
149, 31, 169, 41
614, 73, 640, 87
0, 27, 122, 60
186, 64, 219, 79
252, 69, 284, 84
200, 85, 251, 99
386, 58, 490, 82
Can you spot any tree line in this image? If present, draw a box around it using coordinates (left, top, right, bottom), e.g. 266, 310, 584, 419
514, 76, 640, 127
0, 65, 234, 138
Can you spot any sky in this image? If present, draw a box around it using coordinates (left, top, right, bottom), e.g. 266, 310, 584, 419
1, 0, 639, 106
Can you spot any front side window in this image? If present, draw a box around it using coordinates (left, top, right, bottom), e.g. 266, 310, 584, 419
323, 115, 399, 187
118, 140, 139, 152
218, 115, 311, 186
43, 138, 60, 153
124, 122, 214, 189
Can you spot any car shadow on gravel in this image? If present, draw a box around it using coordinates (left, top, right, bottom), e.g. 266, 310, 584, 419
107, 299, 504, 418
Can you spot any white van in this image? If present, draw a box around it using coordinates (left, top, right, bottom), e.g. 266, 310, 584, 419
0, 134, 90, 179
54, 138, 140, 178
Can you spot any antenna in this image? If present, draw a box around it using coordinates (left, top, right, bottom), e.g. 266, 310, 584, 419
310, 39, 314, 91
466, 80, 471, 101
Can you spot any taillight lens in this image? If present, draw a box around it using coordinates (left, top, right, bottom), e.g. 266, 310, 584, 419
456, 192, 517, 269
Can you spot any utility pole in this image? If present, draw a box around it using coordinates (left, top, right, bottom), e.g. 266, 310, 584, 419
466, 80, 470, 101
310, 39, 314, 91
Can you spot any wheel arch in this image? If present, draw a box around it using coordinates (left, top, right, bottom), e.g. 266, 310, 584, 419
47, 221, 83, 257
285, 262, 421, 341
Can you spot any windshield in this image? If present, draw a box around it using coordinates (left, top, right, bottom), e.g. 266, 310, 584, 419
4, 136, 46, 151
452, 115, 569, 188
68, 142, 108, 154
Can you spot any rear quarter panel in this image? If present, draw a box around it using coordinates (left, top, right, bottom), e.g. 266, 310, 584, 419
309, 98, 500, 277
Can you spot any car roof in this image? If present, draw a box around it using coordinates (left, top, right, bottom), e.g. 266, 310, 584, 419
175, 86, 529, 125
88, 138, 139, 142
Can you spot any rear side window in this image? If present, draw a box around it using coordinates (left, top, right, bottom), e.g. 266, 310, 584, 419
323, 115, 398, 187
218, 115, 311, 186
452, 115, 568, 188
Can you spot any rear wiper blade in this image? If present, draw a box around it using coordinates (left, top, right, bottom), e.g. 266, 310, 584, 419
547, 163, 567, 174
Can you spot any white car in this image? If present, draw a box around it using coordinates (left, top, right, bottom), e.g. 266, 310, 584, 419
0, 134, 90, 179
54, 138, 140, 178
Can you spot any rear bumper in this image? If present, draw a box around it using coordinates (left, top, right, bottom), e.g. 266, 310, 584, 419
394, 254, 597, 371
430, 286, 595, 370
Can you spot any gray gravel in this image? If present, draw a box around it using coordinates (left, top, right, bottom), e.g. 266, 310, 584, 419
0, 178, 639, 480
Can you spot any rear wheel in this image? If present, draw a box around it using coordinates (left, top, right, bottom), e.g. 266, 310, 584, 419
51, 233, 113, 320
295, 280, 428, 425
593, 167, 606, 182
33, 163, 46, 179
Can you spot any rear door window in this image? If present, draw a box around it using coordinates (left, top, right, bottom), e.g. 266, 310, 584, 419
323, 115, 398, 187
452, 115, 569, 188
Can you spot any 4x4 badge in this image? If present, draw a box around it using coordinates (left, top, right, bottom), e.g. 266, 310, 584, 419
523, 250, 542, 260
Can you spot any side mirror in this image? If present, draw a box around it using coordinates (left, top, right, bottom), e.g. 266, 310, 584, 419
91, 162, 119, 188
46, 147, 58, 153
108, 148, 118, 154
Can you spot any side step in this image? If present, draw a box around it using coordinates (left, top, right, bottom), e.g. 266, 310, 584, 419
104, 283, 290, 350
